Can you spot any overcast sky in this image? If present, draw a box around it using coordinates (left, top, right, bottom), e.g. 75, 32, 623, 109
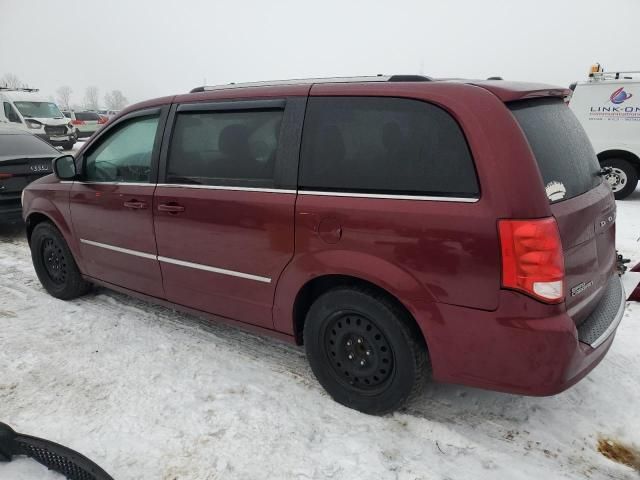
1, 0, 639, 108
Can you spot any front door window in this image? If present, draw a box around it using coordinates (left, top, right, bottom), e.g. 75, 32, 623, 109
84, 116, 159, 183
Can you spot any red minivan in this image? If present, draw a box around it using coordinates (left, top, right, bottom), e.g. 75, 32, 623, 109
22, 76, 626, 414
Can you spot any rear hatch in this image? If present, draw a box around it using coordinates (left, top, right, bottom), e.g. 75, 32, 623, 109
509, 98, 616, 326
74, 111, 101, 133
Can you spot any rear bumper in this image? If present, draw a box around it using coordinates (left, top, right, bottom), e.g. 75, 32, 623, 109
419, 275, 625, 396
75, 127, 99, 138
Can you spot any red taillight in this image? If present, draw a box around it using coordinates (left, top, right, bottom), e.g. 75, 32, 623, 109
98, 116, 107, 124
71, 119, 85, 125
498, 218, 565, 303
0, 173, 12, 179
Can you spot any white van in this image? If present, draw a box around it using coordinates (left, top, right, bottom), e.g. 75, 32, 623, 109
568, 65, 640, 199
0, 87, 76, 150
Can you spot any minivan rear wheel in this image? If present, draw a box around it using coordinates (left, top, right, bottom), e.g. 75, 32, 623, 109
303, 287, 429, 414
31, 222, 90, 300
601, 158, 638, 200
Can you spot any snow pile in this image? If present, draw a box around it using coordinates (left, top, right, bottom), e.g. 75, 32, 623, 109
0, 193, 639, 479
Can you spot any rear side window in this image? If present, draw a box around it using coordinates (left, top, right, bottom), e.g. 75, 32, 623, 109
509, 98, 601, 203
167, 109, 283, 187
0, 134, 58, 157
299, 97, 479, 197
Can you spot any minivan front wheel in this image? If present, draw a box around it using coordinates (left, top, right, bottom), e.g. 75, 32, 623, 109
30, 222, 90, 300
303, 287, 429, 414
601, 158, 638, 200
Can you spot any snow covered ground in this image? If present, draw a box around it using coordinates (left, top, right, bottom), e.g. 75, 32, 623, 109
0, 190, 639, 480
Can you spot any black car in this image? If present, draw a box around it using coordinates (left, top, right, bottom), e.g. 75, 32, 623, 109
0, 126, 60, 222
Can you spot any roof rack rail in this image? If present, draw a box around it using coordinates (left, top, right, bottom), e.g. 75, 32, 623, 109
189, 74, 433, 93
590, 70, 640, 81
387, 75, 432, 82
0, 86, 40, 92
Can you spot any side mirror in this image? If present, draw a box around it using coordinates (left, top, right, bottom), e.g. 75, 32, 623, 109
52, 155, 77, 180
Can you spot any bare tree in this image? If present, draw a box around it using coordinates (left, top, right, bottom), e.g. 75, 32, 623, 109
84, 86, 100, 110
1, 73, 22, 88
104, 90, 128, 110
56, 86, 73, 110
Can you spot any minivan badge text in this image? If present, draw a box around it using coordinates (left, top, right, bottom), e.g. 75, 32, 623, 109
571, 280, 593, 297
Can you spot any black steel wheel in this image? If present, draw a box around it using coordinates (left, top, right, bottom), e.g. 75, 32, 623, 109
30, 221, 90, 299
304, 286, 429, 415
41, 237, 68, 285
324, 312, 395, 392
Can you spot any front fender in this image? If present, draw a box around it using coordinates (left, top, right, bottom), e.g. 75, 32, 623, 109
24, 187, 84, 273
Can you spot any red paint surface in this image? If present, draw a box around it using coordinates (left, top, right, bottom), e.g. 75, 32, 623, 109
153, 187, 296, 329
70, 183, 164, 298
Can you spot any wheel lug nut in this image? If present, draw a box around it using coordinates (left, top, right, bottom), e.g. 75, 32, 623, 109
348, 353, 354, 360
346, 340, 352, 346
365, 350, 371, 356
360, 360, 366, 366
357, 338, 363, 344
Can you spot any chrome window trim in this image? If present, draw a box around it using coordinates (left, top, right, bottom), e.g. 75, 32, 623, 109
156, 183, 296, 194
298, 190, 479, 202
79, 239, 271, 283
80, 239, 157, 260
73, 181, 155, 187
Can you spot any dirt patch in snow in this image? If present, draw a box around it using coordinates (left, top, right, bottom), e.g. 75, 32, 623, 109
597, 437, 640, 473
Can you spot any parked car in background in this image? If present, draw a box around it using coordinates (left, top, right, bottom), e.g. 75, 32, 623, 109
22, 75, 625, 414
0, 125, 59, 222
0, 87, 76, 150
568, 64, 640, 199
62, 110, 107, 138
97, 109, 120, 118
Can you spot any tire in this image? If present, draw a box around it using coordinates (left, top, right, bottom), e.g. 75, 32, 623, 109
303, 286, 429, 415
601, 158, 639, 200
62, 141, 75, 151
30, 222, 90, 300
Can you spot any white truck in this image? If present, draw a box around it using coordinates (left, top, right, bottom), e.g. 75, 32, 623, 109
0, 87, 76, 150
568, 65, 640, 199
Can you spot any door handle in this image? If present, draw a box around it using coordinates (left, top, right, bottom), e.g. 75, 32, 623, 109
158, 203, 185, 214
123, 200, 148, 209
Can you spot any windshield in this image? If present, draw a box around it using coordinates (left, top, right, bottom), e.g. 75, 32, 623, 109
14, 101, 64, 119
509, 98, 601, 203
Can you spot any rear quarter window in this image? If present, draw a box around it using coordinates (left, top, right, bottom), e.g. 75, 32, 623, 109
509, 98, 601, 203
299, 97, 479, 198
